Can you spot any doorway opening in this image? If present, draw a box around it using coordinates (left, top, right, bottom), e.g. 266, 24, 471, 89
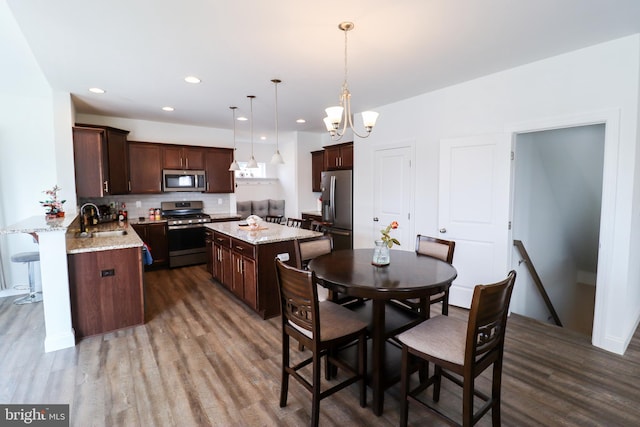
511, 124, 605, 337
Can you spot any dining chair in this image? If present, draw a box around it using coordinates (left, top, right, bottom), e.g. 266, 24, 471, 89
393, 235, 456, 317
265, 215, 283, 224
274, 258, 367, 427
309, 220, 325, 233
286, 217, 311, 229
397, 270, 516, 427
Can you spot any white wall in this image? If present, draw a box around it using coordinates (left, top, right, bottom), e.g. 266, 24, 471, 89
354, 35, 640, 354
0, 2, 77, 291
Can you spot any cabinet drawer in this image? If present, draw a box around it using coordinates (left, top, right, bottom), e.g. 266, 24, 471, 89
213, 231, 231, 248
231, 238, 256, 259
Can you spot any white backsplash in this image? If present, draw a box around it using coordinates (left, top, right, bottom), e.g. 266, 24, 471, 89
79, 193, 232, 220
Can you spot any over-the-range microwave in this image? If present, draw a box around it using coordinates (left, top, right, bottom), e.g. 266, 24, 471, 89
162, 169, 206, 192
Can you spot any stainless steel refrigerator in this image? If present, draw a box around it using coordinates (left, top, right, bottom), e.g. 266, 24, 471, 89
321, 169, 353, 250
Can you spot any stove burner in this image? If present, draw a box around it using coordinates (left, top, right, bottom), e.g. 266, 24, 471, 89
161, 201, 212, 226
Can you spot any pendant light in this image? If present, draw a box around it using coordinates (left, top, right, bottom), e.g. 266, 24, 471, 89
228, 106, 240, 171
246, 95, 259, 168
270, 79, 284, 164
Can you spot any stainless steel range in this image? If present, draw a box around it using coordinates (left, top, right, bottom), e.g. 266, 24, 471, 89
161, 201, 212, 268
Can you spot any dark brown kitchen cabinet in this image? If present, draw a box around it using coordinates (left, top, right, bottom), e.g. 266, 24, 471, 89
67, 247, 144, 339
131, 222, 168, 269
128, 142, 163, 194
311, 150, 324, 192
163, 145, 205, 170
231, 238, 257, 309
204, 147, 235, 193
212, 231, 233, 288
324, 142, 353, 170
72, 126, 130, 197
205, 229, 213, 274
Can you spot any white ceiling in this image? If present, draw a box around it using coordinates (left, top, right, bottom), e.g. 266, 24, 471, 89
7, 0, 640, 142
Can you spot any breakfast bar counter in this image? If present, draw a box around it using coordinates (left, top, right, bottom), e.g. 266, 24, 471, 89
205, 221, 322, 318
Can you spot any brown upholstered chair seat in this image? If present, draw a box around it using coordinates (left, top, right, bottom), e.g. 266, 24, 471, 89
397, 314, 467, 366
289, 300, 368, 341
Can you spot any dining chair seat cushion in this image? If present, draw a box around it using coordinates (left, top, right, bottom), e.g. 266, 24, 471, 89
397, 315, 467, 366
290, 301, 367, 341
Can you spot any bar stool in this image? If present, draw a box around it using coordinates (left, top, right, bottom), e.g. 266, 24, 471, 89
11, 251, 42, 305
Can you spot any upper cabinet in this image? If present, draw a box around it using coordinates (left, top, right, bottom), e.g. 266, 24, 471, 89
162, 145, 205, 170
129, 142, 163, 194
324, 142, 353, 170
311, 150, 324, 192
72, 125, 130, 197
204, 148, 235, 193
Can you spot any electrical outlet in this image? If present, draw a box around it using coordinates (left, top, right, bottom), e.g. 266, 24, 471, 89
135, 200, 142, 208
218, 198, 223, 205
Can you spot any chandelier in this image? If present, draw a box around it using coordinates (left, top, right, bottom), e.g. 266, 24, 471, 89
324, 22, 379, 140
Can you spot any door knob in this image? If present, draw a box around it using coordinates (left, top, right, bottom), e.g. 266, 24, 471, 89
439, 228, 447, 233
373, 217, 379, 222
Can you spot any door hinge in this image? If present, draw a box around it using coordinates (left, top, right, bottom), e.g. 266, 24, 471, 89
510, 151, 514, 160
408, 213, 410, 220
508, 221, 512, 230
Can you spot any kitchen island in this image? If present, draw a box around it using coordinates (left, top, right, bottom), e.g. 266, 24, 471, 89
66, 219, 145, 339
205, 221, 322, 318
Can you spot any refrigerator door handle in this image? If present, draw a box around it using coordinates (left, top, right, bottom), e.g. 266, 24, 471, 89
330, 175, 336, 222
328, 228, 351, 237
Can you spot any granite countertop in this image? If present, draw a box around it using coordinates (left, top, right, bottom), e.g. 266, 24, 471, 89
206, 220, 322, 244
1, 215, 75, 235
66, 217, 143, 254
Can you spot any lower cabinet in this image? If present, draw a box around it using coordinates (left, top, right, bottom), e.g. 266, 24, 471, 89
131, 222, 168, 269
210, 229, 296, 319
68, 247, 144, 339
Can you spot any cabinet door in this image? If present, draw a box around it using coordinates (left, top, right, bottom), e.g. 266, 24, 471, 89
206, 230, 214, 274
73, 127, 109, 197
324, 145, 341, 171
129, 142, 163, 193
106, 128, 130, 194
204, 148, 235, 193
146, 222, 168, 267
162, 145, 184, 169
242, 256, 257, 309
231, 252, 244, 298
340, 144, 354, 169
311, 150, 324, 192
183, 147, 205, 170
221, 246, 233, 289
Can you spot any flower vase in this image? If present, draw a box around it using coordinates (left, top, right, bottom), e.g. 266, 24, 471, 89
372, 240, 390, 266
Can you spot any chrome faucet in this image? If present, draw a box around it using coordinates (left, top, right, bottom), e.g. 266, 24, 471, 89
79, 202, 100, 233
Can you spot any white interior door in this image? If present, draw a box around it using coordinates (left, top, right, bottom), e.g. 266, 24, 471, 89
373, 146, 412, 249
439, 133, 512, 308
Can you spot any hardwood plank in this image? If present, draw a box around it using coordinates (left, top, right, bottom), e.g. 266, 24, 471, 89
1, 264, 639, 426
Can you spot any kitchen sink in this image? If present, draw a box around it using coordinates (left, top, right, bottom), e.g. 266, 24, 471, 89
74, 230, 128, 238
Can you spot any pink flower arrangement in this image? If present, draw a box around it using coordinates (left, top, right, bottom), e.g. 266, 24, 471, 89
40, 185, 66, 216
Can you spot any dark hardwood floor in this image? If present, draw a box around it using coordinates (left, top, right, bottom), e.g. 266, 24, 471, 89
1, 265, 639, 426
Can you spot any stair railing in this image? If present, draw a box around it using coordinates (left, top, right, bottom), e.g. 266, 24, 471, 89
513, 240, 563, 327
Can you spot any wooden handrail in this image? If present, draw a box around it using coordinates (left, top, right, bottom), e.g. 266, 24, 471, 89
513, 240, 563, 327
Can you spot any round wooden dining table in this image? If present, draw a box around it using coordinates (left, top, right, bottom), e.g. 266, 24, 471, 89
309, 248, 458, 416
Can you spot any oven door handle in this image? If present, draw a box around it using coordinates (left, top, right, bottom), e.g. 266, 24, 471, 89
167, 224, 208, 230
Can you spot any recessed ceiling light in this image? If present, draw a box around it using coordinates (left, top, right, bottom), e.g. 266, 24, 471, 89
260, 136, 267, 141
184, 76, 201, 84
296, 119, 306, 124
162, 106, 174, 112
237, 116, 248, 121
89, 87, 105, 94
